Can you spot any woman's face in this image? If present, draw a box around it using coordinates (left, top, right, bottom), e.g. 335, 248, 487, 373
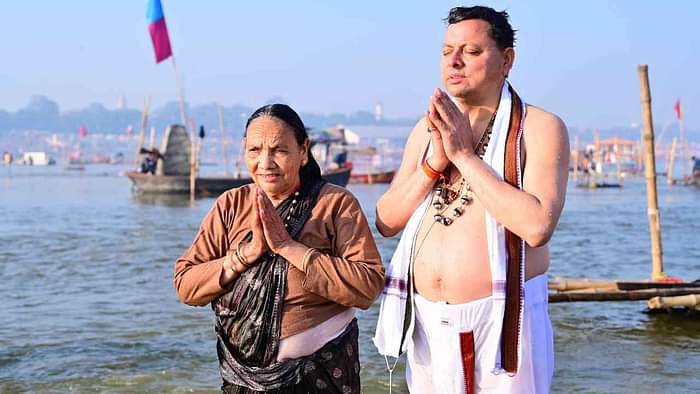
244, 116, 308, 201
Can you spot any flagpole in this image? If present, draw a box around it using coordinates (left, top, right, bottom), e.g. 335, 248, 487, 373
168, 55, 195, 199
667, 137, 677, 185
679, 113, 688, 179
149, 126, 157, 149
218, 104, 230, 176
134, 96, 151, 167
169, 56, 187, 126
148, 0, 194, 197
188, 118, 197, 200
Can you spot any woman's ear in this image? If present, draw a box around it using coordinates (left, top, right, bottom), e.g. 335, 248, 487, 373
301, 140, 310, 165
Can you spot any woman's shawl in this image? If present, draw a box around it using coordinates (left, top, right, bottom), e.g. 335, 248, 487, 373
212, 177, 325, 391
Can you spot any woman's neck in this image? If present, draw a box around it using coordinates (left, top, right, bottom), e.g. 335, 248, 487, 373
266, 180, 301, 207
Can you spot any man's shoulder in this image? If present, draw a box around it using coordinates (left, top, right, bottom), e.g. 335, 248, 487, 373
521, 104, 570, 164
523, 104, 566, 134
522, 104, 568, 149
405, 117, 430, 148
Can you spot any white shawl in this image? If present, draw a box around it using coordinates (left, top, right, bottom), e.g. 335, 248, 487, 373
373, 81, 526, 373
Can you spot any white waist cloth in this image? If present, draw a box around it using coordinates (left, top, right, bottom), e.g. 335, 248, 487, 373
407, 274, 553, 394
276, 308, 355, 361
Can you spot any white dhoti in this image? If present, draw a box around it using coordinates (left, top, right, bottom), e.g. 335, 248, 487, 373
407, 274, 554, 394
374, 82, 550, 392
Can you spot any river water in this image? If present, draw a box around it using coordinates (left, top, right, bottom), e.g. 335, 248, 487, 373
1, 165, 698, 393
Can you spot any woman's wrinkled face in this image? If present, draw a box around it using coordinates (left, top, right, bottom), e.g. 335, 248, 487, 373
244, 116, 308, 201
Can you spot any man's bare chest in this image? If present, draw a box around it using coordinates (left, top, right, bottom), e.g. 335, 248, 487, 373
413, 196, 489, 263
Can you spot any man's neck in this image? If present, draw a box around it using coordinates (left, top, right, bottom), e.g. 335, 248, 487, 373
453, 81, 504, 124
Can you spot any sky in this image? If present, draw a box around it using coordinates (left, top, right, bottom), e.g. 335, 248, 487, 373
0, 1, 698, 131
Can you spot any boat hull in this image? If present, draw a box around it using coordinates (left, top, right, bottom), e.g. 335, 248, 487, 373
126, 167, 351, 196
348, 170, 395, 184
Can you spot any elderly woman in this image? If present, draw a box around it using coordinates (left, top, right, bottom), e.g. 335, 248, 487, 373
174, 104, 384, 393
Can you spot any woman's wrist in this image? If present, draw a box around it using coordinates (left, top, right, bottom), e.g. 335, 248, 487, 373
224, 253, 244, 275
236, 241, 251, 267
276, 240, 309, 271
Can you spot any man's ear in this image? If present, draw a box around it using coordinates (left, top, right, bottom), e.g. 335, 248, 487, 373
503, 48, 515, 78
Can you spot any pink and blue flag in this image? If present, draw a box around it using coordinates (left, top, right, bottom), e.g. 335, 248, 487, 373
147, 0, 172, 63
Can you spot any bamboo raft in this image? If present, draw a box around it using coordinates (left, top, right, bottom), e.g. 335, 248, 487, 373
550, 66, 700, 315
549, 278, 700, 310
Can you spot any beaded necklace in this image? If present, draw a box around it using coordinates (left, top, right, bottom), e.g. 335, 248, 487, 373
432, 111, 497, 226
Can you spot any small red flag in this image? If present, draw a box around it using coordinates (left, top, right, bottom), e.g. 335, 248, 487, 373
127, 125, 134, 137
79, 125, 88, 138
147, 0, 173, 64
674, 99, 683, 121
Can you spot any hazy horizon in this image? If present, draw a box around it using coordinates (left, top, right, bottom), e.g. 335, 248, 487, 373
1, 1, 698, 132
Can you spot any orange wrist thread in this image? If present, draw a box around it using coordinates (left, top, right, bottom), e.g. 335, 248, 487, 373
422, 160, 441, 179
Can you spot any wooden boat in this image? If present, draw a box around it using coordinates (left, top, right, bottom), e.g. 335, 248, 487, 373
576, 181, 622, 189
349, 169, 395, 184
127, 166, 351, 196
127, 124, 352, 195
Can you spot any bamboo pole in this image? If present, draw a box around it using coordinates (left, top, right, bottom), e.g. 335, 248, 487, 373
664, 138, 672, 177
667, 137, 677, 185
572, 135, 580, 182
679, 111, 688, 179
235, 119, 244, 179
235, 138, 243, 179
637, 132, 644, 174
615, 142, 622, 185
637, 65, 665, 280
654, 122, 674, 160
549, 278, 618, 292
550, 278, 700, 292
148, 126, 156, 149
167, 55, 193, 199
170, 58, 187, 126
218, 104, 230, 176
593, 129, 601, 187
188, 118, 197, 200
549, 287, 700, 303
134, 96, 151, 167
648, 294, 700, 310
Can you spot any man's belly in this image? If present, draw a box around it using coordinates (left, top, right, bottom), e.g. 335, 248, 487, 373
413, 207, 493, 304
412, 204, 550, 304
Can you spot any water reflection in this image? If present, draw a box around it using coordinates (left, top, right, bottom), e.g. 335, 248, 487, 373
1, 174, 699, 393
130, 192, 198, 208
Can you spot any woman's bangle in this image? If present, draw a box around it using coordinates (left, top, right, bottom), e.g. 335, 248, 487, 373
235, 241, 250, 267
226, 253, 242, 275
300, 247, 318, 273
422, 159, 442, 179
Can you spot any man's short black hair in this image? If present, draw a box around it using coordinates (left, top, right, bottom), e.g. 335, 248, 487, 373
445, 6, 516, 50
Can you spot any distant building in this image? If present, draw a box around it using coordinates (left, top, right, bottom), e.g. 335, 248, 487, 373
21, 152, 55, 166
116, 94, 127, 110
374, 102, 383, 122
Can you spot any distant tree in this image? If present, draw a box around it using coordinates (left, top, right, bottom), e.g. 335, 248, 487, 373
0, 97, 417, 135
13, 95, 60, 130
264, 96, 287, 105
0, 109, 9, 131
348, 110, 375, 125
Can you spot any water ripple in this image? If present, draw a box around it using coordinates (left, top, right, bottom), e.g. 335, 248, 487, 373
1, 174, 699, 393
